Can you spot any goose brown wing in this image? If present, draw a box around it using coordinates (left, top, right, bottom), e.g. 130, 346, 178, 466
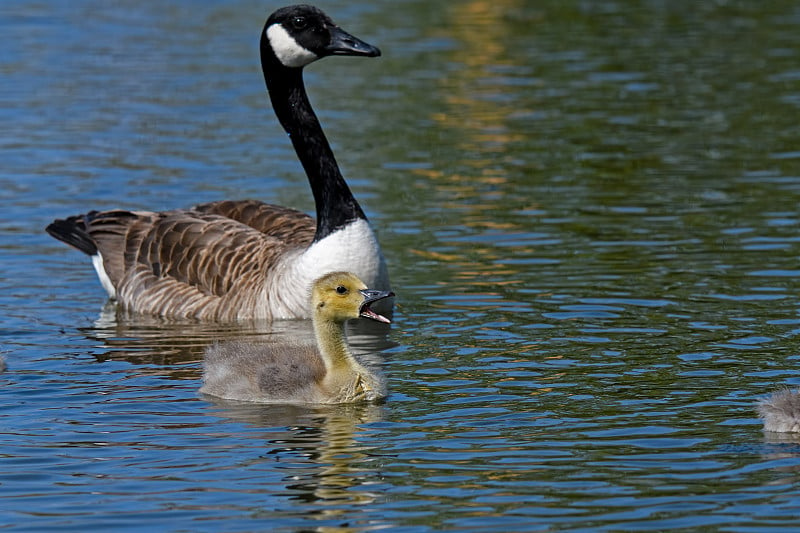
67, 209, 302, 319
133, 211, 281, 298
192, 200, 316, 244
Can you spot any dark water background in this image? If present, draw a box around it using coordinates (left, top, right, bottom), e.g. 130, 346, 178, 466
3, 0, 800, 530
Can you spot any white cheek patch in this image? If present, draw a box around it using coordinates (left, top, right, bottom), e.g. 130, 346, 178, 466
266, 24, 319, 68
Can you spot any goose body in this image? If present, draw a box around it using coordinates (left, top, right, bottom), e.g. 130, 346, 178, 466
200, 271, 393, 404
757, 389, 800, 433
46, 5, 390, 321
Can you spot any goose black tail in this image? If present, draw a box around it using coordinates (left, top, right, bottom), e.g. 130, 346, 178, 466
46, 212, 99, 256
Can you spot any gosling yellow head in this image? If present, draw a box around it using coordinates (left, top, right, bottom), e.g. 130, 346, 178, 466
312, 271, 394, 324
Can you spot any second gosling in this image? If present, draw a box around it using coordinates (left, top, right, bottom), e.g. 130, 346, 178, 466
200, 271, 394, 404
756, 388, 800, 433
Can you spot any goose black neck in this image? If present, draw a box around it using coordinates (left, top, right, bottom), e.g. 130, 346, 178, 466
261, 60, 366, 241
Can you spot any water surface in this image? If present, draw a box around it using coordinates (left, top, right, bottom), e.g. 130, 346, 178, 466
3, 0, 800, 530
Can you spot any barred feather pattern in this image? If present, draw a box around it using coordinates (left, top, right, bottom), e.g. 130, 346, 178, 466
48, 200, 340, 321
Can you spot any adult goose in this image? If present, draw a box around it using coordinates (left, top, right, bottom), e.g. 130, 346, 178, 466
46, 5, 390, 321
200, 271, 392, 404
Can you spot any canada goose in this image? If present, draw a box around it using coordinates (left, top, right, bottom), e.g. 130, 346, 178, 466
200, 271, 393, 404
45, 5, 390, 321
757, 389, 800, 432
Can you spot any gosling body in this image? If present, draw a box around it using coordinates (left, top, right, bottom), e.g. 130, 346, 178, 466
200, 272, 393, 404
757, 389, 800, 433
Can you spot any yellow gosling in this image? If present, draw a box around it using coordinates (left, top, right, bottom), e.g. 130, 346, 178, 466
200, 272, 393, 404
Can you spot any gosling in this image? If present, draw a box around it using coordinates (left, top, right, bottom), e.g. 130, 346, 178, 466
757, 389, 800, 433
200, 272, 394, 404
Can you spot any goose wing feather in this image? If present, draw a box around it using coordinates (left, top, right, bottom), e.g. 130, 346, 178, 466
70, 209, 305, 319
192, 200, 316, 243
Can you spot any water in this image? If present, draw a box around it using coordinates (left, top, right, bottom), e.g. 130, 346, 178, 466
3, 0, 800, 530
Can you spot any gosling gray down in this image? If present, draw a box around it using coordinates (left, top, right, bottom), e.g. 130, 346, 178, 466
757, 389, 800, 433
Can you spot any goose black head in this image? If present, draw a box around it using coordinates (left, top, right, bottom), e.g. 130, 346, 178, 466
262, 4, 381, 69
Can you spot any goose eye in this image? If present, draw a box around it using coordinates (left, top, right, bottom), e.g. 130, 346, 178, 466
291, 16, 308, 30
336, 285, 348, 294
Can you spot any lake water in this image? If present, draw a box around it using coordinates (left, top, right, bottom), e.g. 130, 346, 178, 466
3, 0, 800, 530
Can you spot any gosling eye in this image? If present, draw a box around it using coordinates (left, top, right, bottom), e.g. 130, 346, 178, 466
291, 16, 308, 30
336, 285, 348, 295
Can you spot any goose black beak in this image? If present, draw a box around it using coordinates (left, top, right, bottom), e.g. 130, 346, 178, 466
359, 289, 394, 323
325, 26, 381, 58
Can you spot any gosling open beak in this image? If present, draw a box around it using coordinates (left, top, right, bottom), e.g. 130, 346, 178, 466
324, 26, 381, 58
359, 289, 394, 324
